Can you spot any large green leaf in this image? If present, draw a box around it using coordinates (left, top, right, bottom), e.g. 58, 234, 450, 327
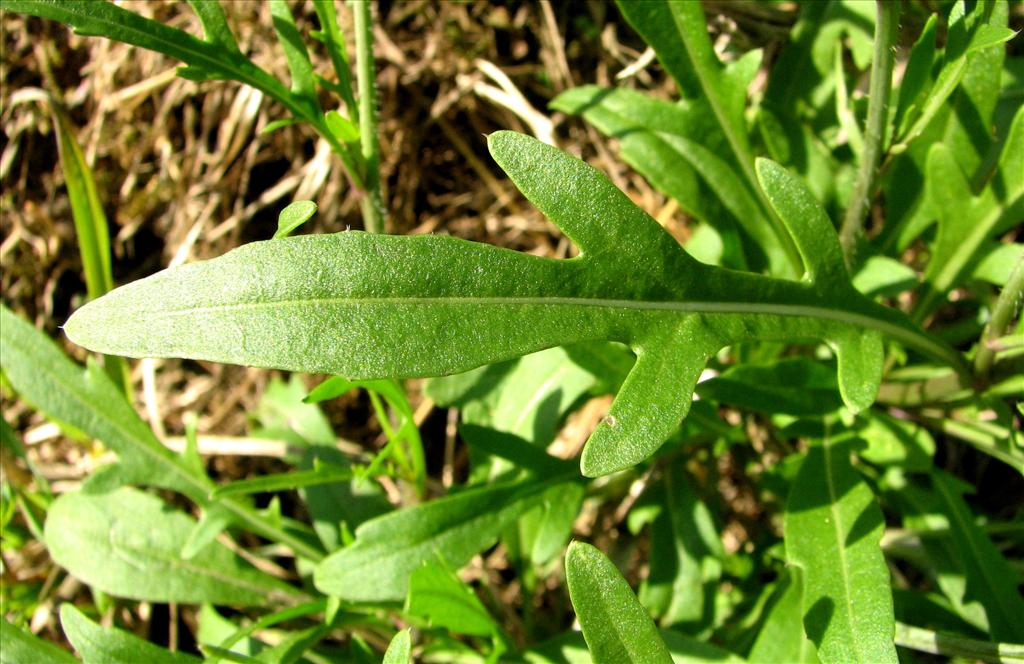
0, 618, 78, 664
63, 133, 961, 477
60, 604, 202, 664
314, 478, 559, 601
45, 488, 299, 605
565, 541, 673, 664
784, 438, 897, 664
0, 305, 325, 562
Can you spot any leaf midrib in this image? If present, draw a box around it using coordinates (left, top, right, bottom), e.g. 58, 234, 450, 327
126, 294, 958, 369
824, 440, 863, 663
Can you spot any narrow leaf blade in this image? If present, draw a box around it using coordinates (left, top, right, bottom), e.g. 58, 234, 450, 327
565, 541, 673, 664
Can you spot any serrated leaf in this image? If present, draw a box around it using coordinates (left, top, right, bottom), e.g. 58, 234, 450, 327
274, 200, 317, 239
314, 478, 560, 601
405, 561, 499, 637
60, 603, 202, 664
382, 629, 411, 664
0, 618, 79, 664
565, 541, 673, 664
784, 438, 897, 664
63, 132, 961, 477
45, 488, 300, 605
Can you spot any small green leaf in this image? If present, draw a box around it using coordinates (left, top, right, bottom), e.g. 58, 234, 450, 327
784, 437, 897, 664
268, 0, 319, 113
382, 629, 411, 664
186, 0, 241, 53
405, 562, 499, 637
211, 464, 354, 497
45, 488, 300, 605
325, 110, 360, 144
565, 541, 673, 664
274, 200, 318, 239
314, 479, 559, 601
0, 618, 79, 664
61, 603, 202, 664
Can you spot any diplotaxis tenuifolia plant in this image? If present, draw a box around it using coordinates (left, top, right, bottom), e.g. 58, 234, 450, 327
1, 1, 1022, 662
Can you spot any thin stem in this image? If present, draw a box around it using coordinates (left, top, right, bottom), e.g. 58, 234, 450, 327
974, 251, 1024, 376
839, 0, 899, 266
353, 0, 385, 234
895, 622, 1024, 661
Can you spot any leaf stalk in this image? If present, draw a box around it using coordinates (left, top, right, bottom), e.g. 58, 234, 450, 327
353, 0, 385, 234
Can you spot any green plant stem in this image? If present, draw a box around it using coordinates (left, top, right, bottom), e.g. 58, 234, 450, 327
353, 0, 385, 234
894, 622, 1024, 661
974, 252, 1024, 377
839, 0, 899, 266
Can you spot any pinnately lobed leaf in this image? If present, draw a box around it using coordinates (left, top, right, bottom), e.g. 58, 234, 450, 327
64, 131, 959, 477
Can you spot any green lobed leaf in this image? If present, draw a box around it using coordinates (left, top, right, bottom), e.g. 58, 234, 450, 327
314, 478, 561, 601
45, 487, 300, 605
784, 437, 897, 664
63, 132, 961, 477
565, 541, 673, 664
0, 618, 79, 664
186, 0, 241, 54
60, 603, 202, 664
551, 86, 778, 274
382, 629, 412, 664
